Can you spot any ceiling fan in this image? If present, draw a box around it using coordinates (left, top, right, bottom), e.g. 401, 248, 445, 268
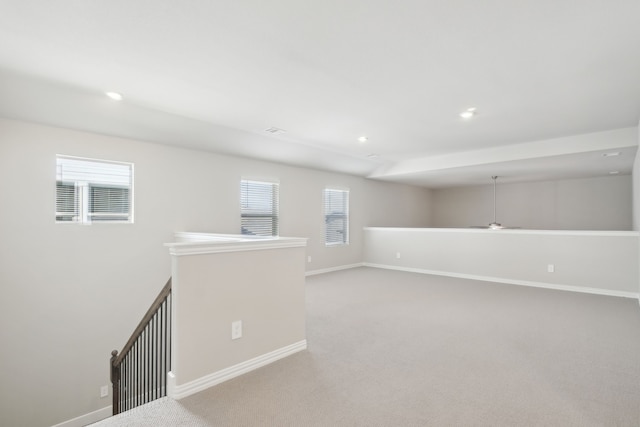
470, 176, 519, 229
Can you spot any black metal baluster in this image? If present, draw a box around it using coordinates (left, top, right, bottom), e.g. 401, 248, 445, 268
168, 293, 171, 385
162, 300, 166, 396
146, 322, 150, 403
110, 279, 171, 415
150, 315, 154, 401
154, 311, 158, 399
123, 352, 127, 411
121, 354, 126, 412
135, 338, 140, 408
143, 326, 148, 403
161, 300, 165, 396
129, 350, 132, 411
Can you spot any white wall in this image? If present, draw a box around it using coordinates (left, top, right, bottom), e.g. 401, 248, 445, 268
432, 176, 632, 230
364, 227, 639, 296
364, 179, 433, 227
633, 120, 640, 298
169, 240, 306, 395
633, 120, 640, 231
0, 118, 432, 427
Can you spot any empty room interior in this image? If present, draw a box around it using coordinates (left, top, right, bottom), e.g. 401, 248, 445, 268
1, 1, 639, 426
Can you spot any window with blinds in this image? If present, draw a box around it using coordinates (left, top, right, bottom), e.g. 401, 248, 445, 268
324, 188, 349, 246
56, 155, 133, 224
240, 179, 279, 236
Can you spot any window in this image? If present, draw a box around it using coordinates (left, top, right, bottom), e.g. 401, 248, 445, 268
324, 188, 349, 246
56, 155, 133, 224
240, 179, 279, 236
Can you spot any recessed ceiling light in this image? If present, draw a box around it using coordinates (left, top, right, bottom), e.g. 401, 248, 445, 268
609, 171, 620, 175
603, 152, 621, 157
105, 91, 123, 101
460, 107, 476, 119
358, 136, 368, 143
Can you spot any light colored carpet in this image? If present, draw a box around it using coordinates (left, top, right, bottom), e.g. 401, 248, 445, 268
92, 267, 640, 426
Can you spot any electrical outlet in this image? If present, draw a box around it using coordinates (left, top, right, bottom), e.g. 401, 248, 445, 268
307, 256, 312, 263
396, 252, 401, 259
547, 264, 555, 273
100, 385, 109, 398
231, 320, 242, 340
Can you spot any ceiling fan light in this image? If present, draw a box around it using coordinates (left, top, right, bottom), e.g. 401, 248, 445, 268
469, 176, 518, 230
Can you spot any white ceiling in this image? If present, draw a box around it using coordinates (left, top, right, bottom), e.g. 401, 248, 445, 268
0, 0, 638, 188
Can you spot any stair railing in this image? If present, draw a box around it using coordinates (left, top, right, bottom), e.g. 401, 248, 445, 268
110, 278, 172, 415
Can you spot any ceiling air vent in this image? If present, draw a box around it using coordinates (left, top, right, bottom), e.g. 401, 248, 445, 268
264, 127, 287, 135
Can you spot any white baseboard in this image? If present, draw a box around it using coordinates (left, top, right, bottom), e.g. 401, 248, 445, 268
169, 340, 307, 400
306, 263, 364, 276
50, 405, 111, 427
364, 263, 640, 299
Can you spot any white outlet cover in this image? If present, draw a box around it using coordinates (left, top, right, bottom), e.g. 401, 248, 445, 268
100, 385, 109, 398
231, 320, 242, 340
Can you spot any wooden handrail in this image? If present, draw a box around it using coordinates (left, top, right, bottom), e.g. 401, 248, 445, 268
110, 278, 172, 415
112, 278, 172, 366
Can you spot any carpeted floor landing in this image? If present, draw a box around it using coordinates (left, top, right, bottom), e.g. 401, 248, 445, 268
92, 267, 640, 426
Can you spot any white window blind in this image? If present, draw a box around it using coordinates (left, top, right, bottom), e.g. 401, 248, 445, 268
324, 188, 349, 245
240, 179, 279, 236
56, 181, 78, 221
56, 155, 133, 223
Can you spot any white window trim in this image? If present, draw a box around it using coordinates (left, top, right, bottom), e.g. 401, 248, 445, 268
240, 178, 280, 237
324, 187, 350, 247
56, 154, 134, 224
